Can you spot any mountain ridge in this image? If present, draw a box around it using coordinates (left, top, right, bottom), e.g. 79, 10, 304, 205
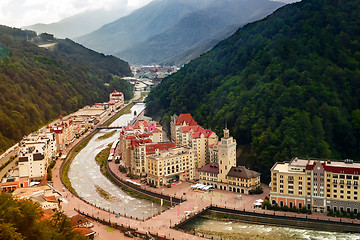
23, 5, 132, 39
76, 0, 285, 65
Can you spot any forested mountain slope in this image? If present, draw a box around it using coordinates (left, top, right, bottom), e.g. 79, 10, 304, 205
0, 26, 133, 153
146, 0, 360, 181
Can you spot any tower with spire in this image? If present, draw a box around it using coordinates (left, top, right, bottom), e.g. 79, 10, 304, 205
217, 128, 237, 182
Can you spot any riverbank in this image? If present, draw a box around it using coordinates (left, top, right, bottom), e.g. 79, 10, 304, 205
174, 206, 360, 239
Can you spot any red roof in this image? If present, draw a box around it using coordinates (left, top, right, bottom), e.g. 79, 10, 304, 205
138, 133, 151, 138
146, 142, 176, 155
181, 125, 204, 133
204, 129, 215, 138
175, 114, 197, 126
44, 195, 57, 202
153, 128, 162, 133
70, 214, 91, 227
192, 132, 203, 139
125, 135, 136, 140
306, 161, 360, 174
130, 139, 152, 149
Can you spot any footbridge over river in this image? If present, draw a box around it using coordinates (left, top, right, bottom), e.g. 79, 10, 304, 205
96, 126, 123, 130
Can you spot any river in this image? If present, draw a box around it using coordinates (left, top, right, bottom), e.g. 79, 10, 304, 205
180, 217, 360, 240
68, 103, 168, 219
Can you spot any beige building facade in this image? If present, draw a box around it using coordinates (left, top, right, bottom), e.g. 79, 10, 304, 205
18, 133, 56, 181
146, 146, 194, 187
199, 129, 260, 194
270, 157, 360, 213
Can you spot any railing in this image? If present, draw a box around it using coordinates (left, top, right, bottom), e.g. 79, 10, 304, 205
106, 162, 183, 204
75, 209, 169, 240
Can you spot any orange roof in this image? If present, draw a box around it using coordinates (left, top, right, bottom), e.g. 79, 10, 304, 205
74, 227, 96, 237
70, 214, 91, 227
204, 129, 215, 138
175, 114, 197, 126
152, 128, 162, 133
192, 132, 204, 139
44, 195, 57, 202
146, 142, 176, 155
181, 125, 204, 133
0, 182, 18, 186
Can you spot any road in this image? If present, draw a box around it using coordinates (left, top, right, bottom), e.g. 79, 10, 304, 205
0, 147, 18, 179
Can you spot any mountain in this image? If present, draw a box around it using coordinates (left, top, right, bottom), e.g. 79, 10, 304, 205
0, 26, 133, 153
76, 0, 285, 65
24, 5, 131, 39
145, 0, 360, 182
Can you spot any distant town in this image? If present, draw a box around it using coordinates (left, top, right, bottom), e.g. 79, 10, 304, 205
122, 65, 179, 92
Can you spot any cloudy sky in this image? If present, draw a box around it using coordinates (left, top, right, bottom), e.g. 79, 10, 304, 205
0, 0, 153, 27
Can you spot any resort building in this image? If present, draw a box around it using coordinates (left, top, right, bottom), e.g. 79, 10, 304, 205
109, 89, 124, 109
146, 146, 195, 187
18, 132, 56, 181
270, 157, 360, 213
1, 168, 30, 192
118, 117, 167, 177
198, 129, 261, 193
170, 114, 217, 168
130, 141, 175, 177
48, 116, 75, 152
12, 184, 61, 211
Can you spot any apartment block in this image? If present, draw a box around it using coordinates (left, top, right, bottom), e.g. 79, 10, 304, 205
119, 117, 165, 177
18, 133, 56, 181
270, 157, 360, 213
48, 116, 75, 152
170, 114, 217, 169
146, 146, 194, 187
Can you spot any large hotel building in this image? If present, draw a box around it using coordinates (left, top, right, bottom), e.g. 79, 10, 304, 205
270, 157, 360, 214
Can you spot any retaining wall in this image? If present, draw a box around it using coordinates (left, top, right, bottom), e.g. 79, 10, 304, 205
106, 162, 183, 204
175, 206, 360, 233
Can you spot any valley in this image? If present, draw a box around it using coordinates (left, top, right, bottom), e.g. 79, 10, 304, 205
0, 0, 359, 239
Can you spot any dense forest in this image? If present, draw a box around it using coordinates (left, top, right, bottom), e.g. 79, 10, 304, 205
0, 25, 133, 153
146, 0, 360, 182
0, 193, 85, 240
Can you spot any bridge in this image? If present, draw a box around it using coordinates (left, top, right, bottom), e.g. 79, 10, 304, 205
133, 100, 145, 104
96, 126, 123, 130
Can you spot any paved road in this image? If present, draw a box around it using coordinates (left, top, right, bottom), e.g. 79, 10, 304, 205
0, 147, 18, 179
